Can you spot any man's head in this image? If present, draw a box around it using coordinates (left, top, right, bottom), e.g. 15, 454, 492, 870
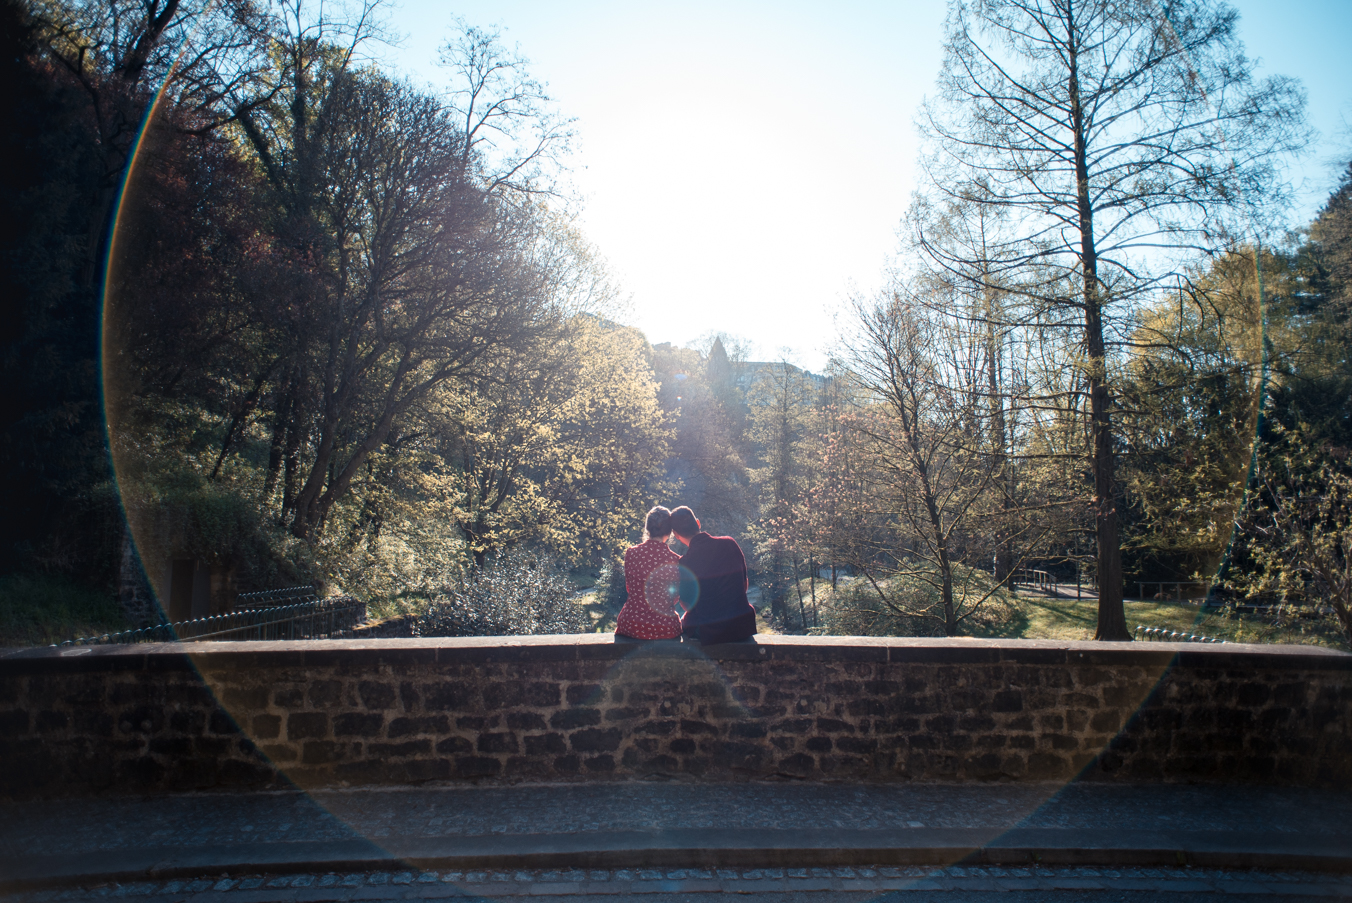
669, 506, 700, 544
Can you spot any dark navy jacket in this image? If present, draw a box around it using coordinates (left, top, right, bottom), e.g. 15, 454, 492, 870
678, 532, 753, 629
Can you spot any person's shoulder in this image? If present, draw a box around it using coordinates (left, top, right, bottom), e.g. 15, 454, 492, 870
712, 535, 747, 560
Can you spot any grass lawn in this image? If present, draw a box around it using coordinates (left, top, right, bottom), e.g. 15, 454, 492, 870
786, 574, 1349, 651
973, 590, 1349, 650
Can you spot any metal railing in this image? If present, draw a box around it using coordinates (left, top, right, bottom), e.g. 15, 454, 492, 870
235, 585, 318, 608
1015, 569, 1054, 592
1135, 624, 1225, 644
58, 596, 367, 646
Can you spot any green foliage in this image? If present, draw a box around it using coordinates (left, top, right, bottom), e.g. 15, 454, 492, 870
1225, 427, 1352, 645
412, 549, 590, 637
1118, 249, 1271, 585
595, 558, 628, 617
0, 573, 127, 646
745, 361, 816, 626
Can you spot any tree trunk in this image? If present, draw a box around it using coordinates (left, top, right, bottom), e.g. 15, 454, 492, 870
1067, 25, 1130, 640
983, 279, 1014, 582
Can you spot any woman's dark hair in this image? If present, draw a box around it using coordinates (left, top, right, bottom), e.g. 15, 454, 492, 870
643, 506, 672, 541
669, 506, 699, 538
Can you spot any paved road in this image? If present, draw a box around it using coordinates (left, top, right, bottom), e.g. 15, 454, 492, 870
4, 781, 1350, 900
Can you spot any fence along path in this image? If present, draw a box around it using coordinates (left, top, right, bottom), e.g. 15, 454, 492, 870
58, 589, 366, 646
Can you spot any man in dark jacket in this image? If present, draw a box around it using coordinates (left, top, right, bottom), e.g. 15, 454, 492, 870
669, 506, 757, 644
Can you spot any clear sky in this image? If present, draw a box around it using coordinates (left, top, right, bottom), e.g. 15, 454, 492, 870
381, 0, 1352, 372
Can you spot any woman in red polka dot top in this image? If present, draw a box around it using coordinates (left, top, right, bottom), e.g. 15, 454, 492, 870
614, 506, 684, 640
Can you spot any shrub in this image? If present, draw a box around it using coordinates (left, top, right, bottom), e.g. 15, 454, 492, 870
595, 558, 628, 616
813, 564, 1022, 637
413, 549, 590, 637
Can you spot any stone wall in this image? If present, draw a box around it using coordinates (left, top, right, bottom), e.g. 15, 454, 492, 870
1, 635, 1349, 798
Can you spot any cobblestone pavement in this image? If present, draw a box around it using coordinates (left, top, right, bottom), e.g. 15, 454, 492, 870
3, 782, 1345, 856
6, 865, 1351, 902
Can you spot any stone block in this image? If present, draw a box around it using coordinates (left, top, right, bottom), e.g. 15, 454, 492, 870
1090, 710, 1123, 733
287, 712, 329, 740
603, 706, 648, 722
149, 736, 193, 757
524, 733, 567, 755
333, 712, 384, 737
358, 681, 397, 710
367, 739, 432, 758
388, 715, 449, 737
770, 717, 813, 734
423, 682, 476, 710
251, 713, 282, 739
35, 710, 69, 733
301, 740, 345, 765
400, 681, 421, 709
477, 732, 519, 754
271, 687, 304, 708
731, 684, 763, 703
259, 743, 298, 763
776, 753, 815, 775
846, 698, 886, 717
584, 754, 616, 773
75, 710, 116, 737
566, 684, 604, 705
550, 708, 601, 729
679, 719, 719, 735
435, 736, 473, 755
507, 711, 547, 731
835, 736, 878, 754
1026, 752, 1069, 778
570, 728, 622, 752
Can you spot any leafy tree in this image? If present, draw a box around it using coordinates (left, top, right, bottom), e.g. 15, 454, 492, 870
917, 0, 1309, 638
649, 342, 751, 537
437, 317, 671, 565
1223, 165, 1352, 641
1231, 429, 1352, 646
745, 360, 816, 626
0, 0, 115, 582
1117, 249, 1271, 588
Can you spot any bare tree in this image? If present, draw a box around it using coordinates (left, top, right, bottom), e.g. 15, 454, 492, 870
845, 288, 1038, 635
438, 22, 574, 195
917, 0, 1309, 639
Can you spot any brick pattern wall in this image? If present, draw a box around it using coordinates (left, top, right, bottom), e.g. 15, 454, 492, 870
1, 636, 1349, 798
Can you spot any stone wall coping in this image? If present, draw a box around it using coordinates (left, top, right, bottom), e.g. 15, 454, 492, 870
2, 633, 1348, 674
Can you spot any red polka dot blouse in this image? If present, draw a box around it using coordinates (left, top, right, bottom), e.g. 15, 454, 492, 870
615, 538, 683, 640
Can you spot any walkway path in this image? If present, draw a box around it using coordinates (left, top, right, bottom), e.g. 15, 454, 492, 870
3, 781, 1350, 898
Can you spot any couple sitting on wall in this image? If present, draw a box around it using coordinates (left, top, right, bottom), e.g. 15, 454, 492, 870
615, 505, 757, 645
